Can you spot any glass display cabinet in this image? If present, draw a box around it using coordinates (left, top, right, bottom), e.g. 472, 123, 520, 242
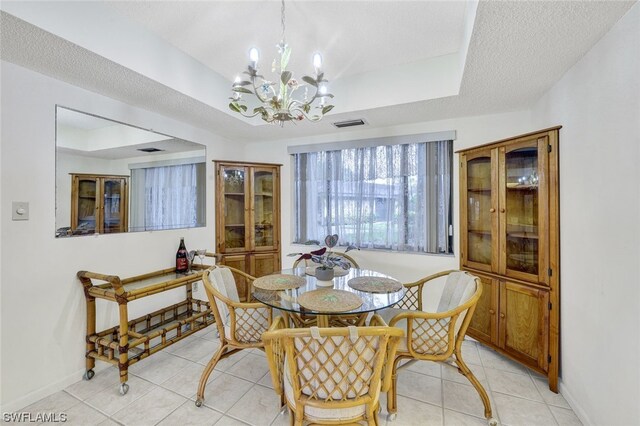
458, 127, 560, 392
70, 173, 128, 235
215, 161, 281, 301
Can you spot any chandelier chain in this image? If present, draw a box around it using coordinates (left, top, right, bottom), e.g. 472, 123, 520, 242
281, 0, 286, 43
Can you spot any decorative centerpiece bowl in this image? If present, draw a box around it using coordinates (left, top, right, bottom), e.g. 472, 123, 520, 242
315, 267, 335, 284
288, 234, 358, 286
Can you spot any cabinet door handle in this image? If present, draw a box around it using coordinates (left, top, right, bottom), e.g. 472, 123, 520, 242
500, 313, 505, 319
500, 208, 506, 213
489, 309, 495, 315
489, 208, 496, 213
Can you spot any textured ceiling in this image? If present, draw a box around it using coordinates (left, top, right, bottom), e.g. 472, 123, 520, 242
106, 1, 467, 80
0, 1, 636, 142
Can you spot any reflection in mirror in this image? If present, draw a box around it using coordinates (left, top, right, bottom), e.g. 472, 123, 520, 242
55, 107, 206, 237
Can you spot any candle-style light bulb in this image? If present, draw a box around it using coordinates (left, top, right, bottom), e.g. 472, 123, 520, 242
233, 75, 241, 86
319, 85, 327, 105
313, 52, 323, 72
249, 47, 259, 66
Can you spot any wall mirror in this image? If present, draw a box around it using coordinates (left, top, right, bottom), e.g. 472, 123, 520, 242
55, 106, 206, 238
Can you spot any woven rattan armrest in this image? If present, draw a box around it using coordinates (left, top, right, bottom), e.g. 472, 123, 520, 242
388, 282, 482, 360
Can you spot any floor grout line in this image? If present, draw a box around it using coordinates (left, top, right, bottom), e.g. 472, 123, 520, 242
24, 334, 583, 426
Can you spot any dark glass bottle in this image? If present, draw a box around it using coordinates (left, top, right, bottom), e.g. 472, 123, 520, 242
176, 237, 188, 273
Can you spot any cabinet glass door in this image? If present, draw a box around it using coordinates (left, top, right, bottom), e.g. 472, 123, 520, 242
500, 140, 548, 283
102, 178, 124, 233
222, 167, 248, 251
253, 168, 276, 250
75, 178, 98, 233
463, 150, 497, 272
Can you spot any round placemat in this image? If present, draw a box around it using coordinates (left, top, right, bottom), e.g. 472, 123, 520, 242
253, 274, 306, 291
298, 289, 363, 313
305, 266, 350, 277
348, 276, 403, 293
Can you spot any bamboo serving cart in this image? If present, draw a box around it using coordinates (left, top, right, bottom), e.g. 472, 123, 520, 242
77, 264, 215, 395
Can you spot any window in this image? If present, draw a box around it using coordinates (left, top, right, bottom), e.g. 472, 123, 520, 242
293, 140, 452, 254
129, 162, 206, 231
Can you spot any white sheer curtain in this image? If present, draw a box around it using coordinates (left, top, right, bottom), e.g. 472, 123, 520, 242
294, 140, 452, 254
130, 163, 205, 231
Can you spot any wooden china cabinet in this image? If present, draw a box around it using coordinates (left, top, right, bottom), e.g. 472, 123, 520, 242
70, 173, 128, 234
214, 161, 281, 301
458, 127, 560, 391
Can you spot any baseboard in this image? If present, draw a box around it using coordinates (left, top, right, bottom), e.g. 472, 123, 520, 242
558, 378, 593, 426
0, 364, 110, 413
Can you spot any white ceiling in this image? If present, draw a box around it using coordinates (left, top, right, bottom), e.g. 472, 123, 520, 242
0, 1, 636, 142
57, 107, 115, 130
106, 1, 467, 81
56, 107, 205, 160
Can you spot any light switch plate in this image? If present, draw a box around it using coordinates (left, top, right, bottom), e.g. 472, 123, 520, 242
12, 202, 29, 220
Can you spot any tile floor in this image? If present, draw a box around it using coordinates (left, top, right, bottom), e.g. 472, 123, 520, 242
16, 328, 582, 425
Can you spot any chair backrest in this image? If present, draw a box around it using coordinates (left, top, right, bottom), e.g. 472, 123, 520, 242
439, 271, 479, 337
264, 324, 402, 411
202, 267, 239, 328
438, 271, 477, 310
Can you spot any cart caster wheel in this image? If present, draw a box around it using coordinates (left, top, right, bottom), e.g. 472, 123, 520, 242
83, 369, 95, 381
387, 413, 397, 422
195, 399, 203, 407
119, 383, 129, 395
487, 418, 498, 426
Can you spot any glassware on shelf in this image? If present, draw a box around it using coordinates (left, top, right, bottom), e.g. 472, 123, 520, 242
187, 250, 196, 274
517, 172, 539, 187
196, 249, 207, 270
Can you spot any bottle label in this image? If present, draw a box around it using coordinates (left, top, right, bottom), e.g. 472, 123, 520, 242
176, 258, 188, 272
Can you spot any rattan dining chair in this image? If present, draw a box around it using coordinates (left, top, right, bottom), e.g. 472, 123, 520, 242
379, 270, 496, 425
195, 265, 272, 407
263, 315, 403, 426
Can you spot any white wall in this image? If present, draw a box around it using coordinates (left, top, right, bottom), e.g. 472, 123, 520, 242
243, 110, 533, 287
0, 61, 245, 411
529, 4, 640, 425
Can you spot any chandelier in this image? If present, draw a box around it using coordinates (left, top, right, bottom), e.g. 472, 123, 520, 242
229, 0, 334, 125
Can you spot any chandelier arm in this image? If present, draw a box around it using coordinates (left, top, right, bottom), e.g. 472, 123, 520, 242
306, 84, 321, 105
289, 104, 322, 122
237, 109, 263, 119
250, 76, 269, 104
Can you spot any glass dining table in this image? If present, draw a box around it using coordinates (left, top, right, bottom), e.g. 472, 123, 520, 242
252, 268, 405, 327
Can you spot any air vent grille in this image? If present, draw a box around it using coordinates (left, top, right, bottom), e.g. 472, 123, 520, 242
137, 148, 164, 153
332, 119, 366, 128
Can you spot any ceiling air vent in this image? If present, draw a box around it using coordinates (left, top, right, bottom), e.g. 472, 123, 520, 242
137, 148, 164, 153
332, 119, 366, 129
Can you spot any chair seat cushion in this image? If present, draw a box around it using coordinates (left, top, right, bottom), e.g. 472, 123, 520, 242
283, 355, 379, 422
